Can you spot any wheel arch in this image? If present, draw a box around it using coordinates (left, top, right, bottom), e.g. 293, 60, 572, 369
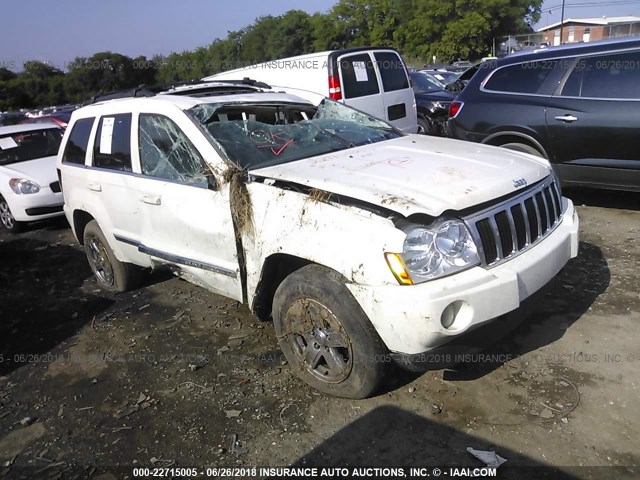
252, 253, 346, 321
72, 209, 95, 245
482, 131, 549, 159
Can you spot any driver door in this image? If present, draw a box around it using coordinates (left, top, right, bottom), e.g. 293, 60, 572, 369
132, 111, 242, 301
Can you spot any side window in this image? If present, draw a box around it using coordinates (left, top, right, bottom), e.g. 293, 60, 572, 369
561, 58, 584, 97
138, 114, 208, 185
340, 53, 380, 99
374, 52, 409, 92
62, 118, 94, 165
562, 51, 640, 99
484, 60, 558, 94
93, 114, 132, 171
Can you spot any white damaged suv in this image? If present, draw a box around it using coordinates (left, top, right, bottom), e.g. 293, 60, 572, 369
57, 82, 579, 398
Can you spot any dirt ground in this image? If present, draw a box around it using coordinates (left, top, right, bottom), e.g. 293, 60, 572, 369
0, 188, 638, 479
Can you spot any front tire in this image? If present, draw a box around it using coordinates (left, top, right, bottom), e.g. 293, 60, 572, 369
272, 264, 388, 398
83, 220, 144, 292
0, 196, 23, 233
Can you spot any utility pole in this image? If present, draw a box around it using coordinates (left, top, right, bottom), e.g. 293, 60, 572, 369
559, 0, 566, 44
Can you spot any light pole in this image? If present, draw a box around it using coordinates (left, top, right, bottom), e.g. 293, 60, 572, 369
559, 0, 566, 44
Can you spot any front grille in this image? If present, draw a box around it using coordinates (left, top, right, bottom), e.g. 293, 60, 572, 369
50, 181, 61, 193
466, 177, 563, 266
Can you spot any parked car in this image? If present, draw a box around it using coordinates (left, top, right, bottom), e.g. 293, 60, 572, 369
58, 83, 579, 398
19, 112, 73, 129
409, 71, 457, 136
421, 69, 461, 84
448, 60, 474, 73
0, 124, 64, 232
202, 47, 418, 133
448, 37, 640, 192
0, 112, 26, 126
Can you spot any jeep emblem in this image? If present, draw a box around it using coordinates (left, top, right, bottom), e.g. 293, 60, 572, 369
513, 178, 527, 189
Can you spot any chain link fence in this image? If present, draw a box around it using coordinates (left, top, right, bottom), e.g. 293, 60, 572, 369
495, 22, 640, 57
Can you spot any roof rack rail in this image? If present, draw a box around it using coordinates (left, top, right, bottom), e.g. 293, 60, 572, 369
166, 77, 272, 91
211, 77, 272, 89
84, 85, 156, 105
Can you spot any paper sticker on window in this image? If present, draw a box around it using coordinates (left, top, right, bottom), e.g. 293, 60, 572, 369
0, 136, 18, 150
100, 117, 115, 155
353, 61, 368, 82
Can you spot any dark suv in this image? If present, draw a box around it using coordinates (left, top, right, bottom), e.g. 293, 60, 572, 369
448, 38, 640, 192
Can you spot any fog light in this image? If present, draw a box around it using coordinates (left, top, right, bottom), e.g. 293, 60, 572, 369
440, 301, 472, 330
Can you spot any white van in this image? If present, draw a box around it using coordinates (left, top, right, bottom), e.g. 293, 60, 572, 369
203, 48, 418, 133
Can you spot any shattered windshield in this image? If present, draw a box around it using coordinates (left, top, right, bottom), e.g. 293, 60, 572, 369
189, 99, 402, 169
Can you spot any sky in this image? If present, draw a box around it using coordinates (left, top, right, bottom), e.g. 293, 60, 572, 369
1, 0, 336, 71
2, 0, 640, 72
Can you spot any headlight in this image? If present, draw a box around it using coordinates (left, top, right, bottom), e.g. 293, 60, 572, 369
9, 178, 41, 194
386, 219, 480, 285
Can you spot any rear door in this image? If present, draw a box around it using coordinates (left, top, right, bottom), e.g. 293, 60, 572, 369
336, 50, 417, 133
85, 113, 151, 267
373, 50, 418, 133
545, 49, 640, 189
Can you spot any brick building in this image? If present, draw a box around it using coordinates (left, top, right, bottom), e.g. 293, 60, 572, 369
537, 16, 640, 46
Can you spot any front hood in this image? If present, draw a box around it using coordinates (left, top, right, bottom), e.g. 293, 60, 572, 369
251, 135, 551, 217
1, 156, 58, 186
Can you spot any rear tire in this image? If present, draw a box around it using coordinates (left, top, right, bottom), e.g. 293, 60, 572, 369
83, 220, 145, 292
417, 116, 434, 135
499, 142, 544, 157
272, 264, 388, 399
0, 196, 23, 233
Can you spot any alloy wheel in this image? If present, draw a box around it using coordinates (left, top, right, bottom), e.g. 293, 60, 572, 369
0, 200, 15, 230
282, 298, 353, 383
86, 235, 115, 286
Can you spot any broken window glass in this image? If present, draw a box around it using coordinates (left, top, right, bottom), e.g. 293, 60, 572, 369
139, 114, 208, 186
189, 99, 402, 170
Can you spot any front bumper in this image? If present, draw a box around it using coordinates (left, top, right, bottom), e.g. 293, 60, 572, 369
8, 188, 64, 221
346, 199, 579, 355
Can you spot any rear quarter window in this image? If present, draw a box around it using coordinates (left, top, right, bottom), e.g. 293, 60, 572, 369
561, 51, 640, 99
374, 52, 409, 92
340, 53, 380, 99
484, 60, 560, 94
62, 118, 95, 165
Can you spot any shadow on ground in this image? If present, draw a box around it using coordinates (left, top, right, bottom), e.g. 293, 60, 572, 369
0, 236, 113, 375
291, 406, 635, 479
442, 241, 609, 381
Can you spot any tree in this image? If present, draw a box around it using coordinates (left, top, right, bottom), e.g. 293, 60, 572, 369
0, 67, 18, 82
270, 11, 314, 58
396, 0, 543, 62
65, 52, 157, 102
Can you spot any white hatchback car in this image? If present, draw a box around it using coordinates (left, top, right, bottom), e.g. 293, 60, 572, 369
58, 84, 579, 398
0, 124, 65, 232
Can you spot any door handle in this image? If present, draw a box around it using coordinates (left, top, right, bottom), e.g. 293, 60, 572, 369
554, 114, 578, 123
140, 193, 161, 205
87, 183, 102, 192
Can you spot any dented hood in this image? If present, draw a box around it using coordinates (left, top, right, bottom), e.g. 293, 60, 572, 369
251, 135, 552, 217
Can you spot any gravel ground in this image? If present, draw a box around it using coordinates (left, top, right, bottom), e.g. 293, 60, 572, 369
0, 188, 638, 479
